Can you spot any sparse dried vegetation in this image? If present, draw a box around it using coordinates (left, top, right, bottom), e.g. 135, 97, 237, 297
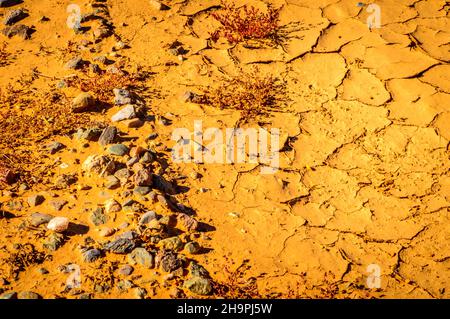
200, 69, 287, 124
0, 85, 98, 187
211, 3, 280, 44
2, 243, 49, 279
0, 42, 10, 67
65, 68, 140, 104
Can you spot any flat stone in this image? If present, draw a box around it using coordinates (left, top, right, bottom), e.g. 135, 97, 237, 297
49, 199, 68, 211
133, 186, 151, 195
123, 118, 144, 128
183, 277, 212, 295
185, 241, 200, 254
75, 127, 102, 141
27, 194, 45, 207
0, 292, 17, 299
82, 155, 116, 176
104, 237, 136, 254
108, 144, 129, 156
83, 249, 102, 263
47, 217, 70, 232
98, 126, 118, 146
17, 291, 41, 299
72, 92, 95, 113
113, 88, 132, 105
158, 251, 182, 272
65, 56, 84, 70
47, 141, 65, 154
139, 211, 157, 225
104, 198, 121, 213
1, 24, 32, 39
127, 248, 154, 269
111, 104, 136, 122
133, 168, 152, 186
118, 264, 134, 276
105, 175, 120, 189
30, 212, 53, 227
158, 236, 183, 251
0, 0, 22, 8
3, 8, 28, 26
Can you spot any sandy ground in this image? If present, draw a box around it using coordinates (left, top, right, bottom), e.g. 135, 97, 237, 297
0, 0, 449, 299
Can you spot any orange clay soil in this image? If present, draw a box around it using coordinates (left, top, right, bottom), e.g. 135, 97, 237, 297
0, 0, 449, 299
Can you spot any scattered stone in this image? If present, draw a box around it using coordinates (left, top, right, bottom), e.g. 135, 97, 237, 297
158, 251, 182, 272
180, 91, 202, 103
127, 157, 139, 167
104, 198, 121, 213
82, 249, 101, 263
3, 8, 28, 25
189, 261, 209, 278
117, 279, 133, 292
90, 207, 108, 226
72, 92, 95, 113
93, 24, 111, 40
78, 293, 91, 299
133, 186, 151, 195
139, 211, 157, 225
0, 167, 16, 184
113, 88, 132, 105
159, 236, 183, 251
0, 0, 21, 8
105, 175, 120, 189
1, 24, 33, 39
54, 174, 77, 189
130, 146, 145, 158
30, 212, 53, 227
123, 118, 144, 128
0, 292, 17, 299
108, 144, 129, 156
47, 141, 65, 154
111, 104, 136, 122
176, 213, 199, 232
183, 277, 212, 296
98, 126, 117, 146
82, 155, 116, 176
152, 174, 176, 194
76, 127, 103, 141
127, 248, 154, 269
118, 265, 134, 276
185, 242, 200, 254
140, 152, 154, 164
133, 168, 152, 186
149, 0, 170, 10
38, 268, 49, 275
134, 287, 146, 299
27, 194, 45, 207
114, 41, 126, 50
114, 168, 132, 184
47, 217, 70, 233
64, 56, 84, 70
104, 237, 136, 254
99, 227, 115, 237
49, 199, 68, 211
18, 291, 41, 299
43, 232, 65, 251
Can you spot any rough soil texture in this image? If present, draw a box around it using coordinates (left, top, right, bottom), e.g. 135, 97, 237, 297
0, 0, 449, 299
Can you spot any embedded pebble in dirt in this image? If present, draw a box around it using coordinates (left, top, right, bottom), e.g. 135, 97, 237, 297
0, 0, 449, 300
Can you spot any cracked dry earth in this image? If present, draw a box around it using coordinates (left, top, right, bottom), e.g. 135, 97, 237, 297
0, 0, 449, 299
